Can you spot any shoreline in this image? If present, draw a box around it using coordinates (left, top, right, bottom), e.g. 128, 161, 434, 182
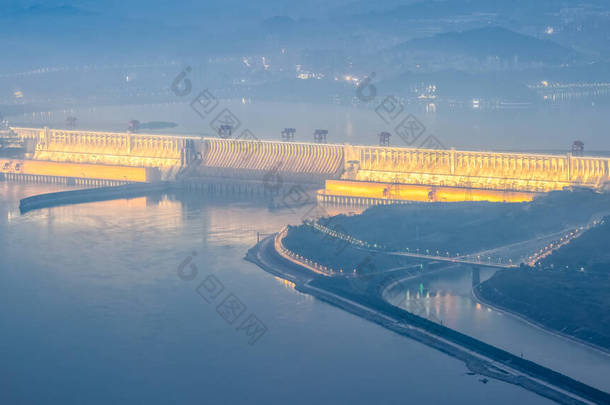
18, 182, 170, 213
246, 233, 610, 405
471, 283, 610, 357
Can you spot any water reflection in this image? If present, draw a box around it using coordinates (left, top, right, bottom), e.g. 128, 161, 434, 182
0, 183, 571, 403
385, 266, 610, 391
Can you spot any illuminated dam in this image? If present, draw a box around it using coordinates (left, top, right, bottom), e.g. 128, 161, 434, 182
2, 127, 609, 204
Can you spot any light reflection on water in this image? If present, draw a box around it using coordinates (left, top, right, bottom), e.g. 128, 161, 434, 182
385, 267, 610, 391
0, 182, 555, 404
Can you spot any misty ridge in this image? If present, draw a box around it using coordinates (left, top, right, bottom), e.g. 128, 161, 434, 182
1, 0, 610, 114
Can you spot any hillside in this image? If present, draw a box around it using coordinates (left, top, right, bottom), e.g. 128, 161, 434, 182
280, 189, 610, 277
477, 217, 610, 349
394, 27, 576, 64
315, 189, 610, 255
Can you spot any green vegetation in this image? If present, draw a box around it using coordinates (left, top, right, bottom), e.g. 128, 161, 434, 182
282, 189, 610, 275
478, 217, 610, 350
317, 189, 610, 255
537, 218, 610, 273
282, 189, 610, 348
282, 225, 420, 275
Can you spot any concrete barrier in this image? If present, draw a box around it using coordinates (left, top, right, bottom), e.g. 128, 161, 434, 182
19, 182, 170, 213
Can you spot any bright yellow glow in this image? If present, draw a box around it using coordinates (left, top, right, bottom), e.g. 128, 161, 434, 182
343, 144, 610, 193
321, 180, 536, 203
274, 276, 296, 290
9, 127, 610, 201
0, 159, 154, 182
11, 127, 186, 180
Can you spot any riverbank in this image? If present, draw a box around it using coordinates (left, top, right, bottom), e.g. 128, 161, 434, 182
246, 233, 610, 405
472, 282, 610, 357
473, 217, 610, 353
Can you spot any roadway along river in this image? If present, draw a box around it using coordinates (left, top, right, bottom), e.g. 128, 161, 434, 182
0, 182, 595, 404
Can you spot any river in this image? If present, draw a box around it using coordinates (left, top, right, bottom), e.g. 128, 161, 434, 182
383, 266, 610, 392
0, 182, 556, 404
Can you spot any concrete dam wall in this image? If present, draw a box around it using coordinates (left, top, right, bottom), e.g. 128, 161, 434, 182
12, 127, 196, 181
344, 144, 610, 193
5, 127, 610, 204
189, 138, 345, 186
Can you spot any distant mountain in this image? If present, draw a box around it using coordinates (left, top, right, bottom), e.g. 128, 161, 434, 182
350, 0, 607, 22
1, 3, 94, 17
393, 26, 577, 64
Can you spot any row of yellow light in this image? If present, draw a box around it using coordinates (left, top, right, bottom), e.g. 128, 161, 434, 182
527, 219, 605, 267
311, 220, 511, 264
275, 228, 336, 276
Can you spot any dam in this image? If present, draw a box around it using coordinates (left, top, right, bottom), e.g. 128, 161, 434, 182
2, 126, 610, 204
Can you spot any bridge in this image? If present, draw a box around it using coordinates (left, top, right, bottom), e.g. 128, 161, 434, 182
2, 126, 609, 204
385, 252, 516, 269
305, 218, 602, 270
306, 221, 519, 270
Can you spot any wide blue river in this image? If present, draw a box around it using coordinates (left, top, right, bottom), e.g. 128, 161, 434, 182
0, 182, 583, 404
